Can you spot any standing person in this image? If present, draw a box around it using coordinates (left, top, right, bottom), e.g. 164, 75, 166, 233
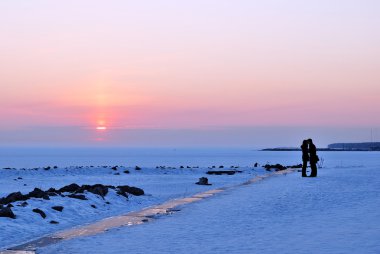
308, 139, 318, 177
301, 140, 309, 177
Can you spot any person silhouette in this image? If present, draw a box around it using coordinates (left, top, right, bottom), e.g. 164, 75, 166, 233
300, 140, 309, 177
308, 139, 318, 177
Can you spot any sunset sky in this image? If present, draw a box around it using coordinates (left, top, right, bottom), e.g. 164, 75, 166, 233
0, 0, 379, 147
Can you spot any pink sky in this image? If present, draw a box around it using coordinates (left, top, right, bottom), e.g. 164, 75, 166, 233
0, 0, 379, 147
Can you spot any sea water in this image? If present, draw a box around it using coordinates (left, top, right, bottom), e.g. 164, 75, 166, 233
0, 147, 379, 168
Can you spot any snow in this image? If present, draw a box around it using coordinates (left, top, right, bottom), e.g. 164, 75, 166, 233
39, 162, 380, 254
0, 167, 261, 249
1, 149, 379, 253
0, 159, 266, 249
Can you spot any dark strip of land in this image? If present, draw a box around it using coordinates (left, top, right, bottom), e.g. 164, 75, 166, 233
261, 148, 379, 151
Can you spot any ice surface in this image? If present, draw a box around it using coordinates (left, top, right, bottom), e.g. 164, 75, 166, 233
0, 147, 300, 168
0, 165, 263, 249
39, 164, 380, 254
1, 149, 379, 253
1, 147, 377, 169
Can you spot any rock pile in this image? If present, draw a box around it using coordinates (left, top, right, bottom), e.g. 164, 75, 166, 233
0, 184, 145, 206
0, 183, 145, 220
206, 170, 242, 175
0, 206, 16, 219
263, 164, 302, 171
196, 177, 211, 185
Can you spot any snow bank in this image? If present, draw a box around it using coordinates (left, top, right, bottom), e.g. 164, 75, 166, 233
0, 165, 262, 249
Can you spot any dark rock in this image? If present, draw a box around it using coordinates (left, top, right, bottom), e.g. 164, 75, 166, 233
47, 187, 57, 192
0, 207, 16, 219
263, 164, 287, 171
287, 164, 302, 169
20, 201, 28, 207
28, 188, 50, 200
50, 220, 59, 224
88, 184, 108, 197
17, 177, 23, 180
135, 166, 141, 170
52, 206, 64, 212
206, 170, 237, 175
76, 185, 89, 193
32, 208, 46, 219
123, 170, 130, 174
59, 183, 80, 193
44, 166, 51, 170
117, 185, 144, 196
127, 187, 144, 196
254, 162, 258, 167
79, 184, 108, 197
111, 166, 118, 170
1, 191, 28, 204
180, 166, 184, 169
7, 203, 14, 208
196, 177, 212, 185
91, 204, 97, 208
116, 190, 128, 198
219, 166, 224, 168
67, 194, 87, 200
105, 201, 111, 204
114, 173, 120, 175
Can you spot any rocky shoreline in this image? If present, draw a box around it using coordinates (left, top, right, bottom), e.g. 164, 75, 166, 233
0, 183, 144, 220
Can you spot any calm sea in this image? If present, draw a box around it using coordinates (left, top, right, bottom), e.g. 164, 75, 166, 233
0, 147, 379, 168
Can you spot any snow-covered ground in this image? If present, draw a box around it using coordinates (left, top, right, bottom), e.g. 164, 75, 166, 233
1, 149, 379, 253
0, 165, 263, 249
39, 162, 380, 254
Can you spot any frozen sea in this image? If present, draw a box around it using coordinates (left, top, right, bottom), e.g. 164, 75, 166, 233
0, 147, 293, 168
40, 161, 380, 254
1, 147, 379, 253
0, 147, 378, 168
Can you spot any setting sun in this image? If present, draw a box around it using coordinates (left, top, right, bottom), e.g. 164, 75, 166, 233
96, 126, 107, 131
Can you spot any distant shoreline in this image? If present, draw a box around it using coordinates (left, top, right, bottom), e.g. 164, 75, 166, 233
263, 141, 380, 151
261, 148, 379, 152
